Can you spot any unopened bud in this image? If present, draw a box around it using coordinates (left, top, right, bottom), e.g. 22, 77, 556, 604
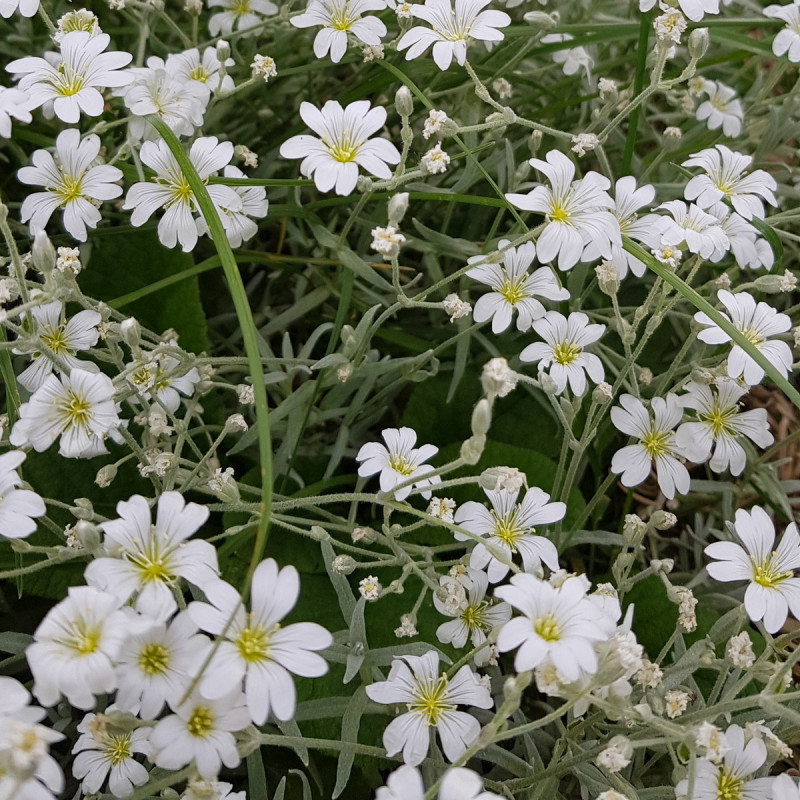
388, 192, 409, 226
70, 498, 94, 520
527, 130, 543, 157
479, 466, 526, 492
216, 39, 230, 61
523, 10, 556, 29
74, 519, 101, 550
332, 555, 356, 574
688, 27, 709, 60
119, 317, 141, 349
754, 274, 786, 294
460, 434, 486, 465
471, 398, 492, 436
31, 230, 56, 274
309, 525, 330, 541
352, 526, 378, 544
651, 510, 677, 530
95, 464, 118, 488
395, 86, 413, 117
592, 381, 613, 404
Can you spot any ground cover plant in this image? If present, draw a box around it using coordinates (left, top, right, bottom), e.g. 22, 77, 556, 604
2, 0, 800, 798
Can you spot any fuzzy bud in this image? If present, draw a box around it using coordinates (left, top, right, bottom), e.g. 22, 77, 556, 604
688, 27, 709, 60
523, 10, 556, 29
650, 510, 676, 530
119, 317, 141, 350
471, 398, 493, 436
388, 192, 410, 226
332, 555, 356, 575
460, 434, 486, 465
216, 39, 231, 61
95, 464, 118, 488
481, 357, 518, 399
74, 519, 101, 550
395, 86, 413, 117
595, 260, 619, 295
539, 372, 560, 395
479, 466, 526, 493
70, 498, 94, 521
593, 381, 613, 404
31, 230, 56, 274
352, 526, 378, 544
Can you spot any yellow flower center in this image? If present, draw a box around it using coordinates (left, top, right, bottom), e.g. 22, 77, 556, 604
751, 552, 792, 589
54, 61, 86, 96
67, 620, 101, 655
491, 510, 523, 551
186, 705, 215, 738
189, 66, 210, 82
461, 602, 489, 631
169, 178, 194, 207
716, 770, 743, 800
235, 624, 271, 663
60, 390, 91, 429
54, 173, 84, 205
324, 131, 360, 163
552, 340, 582, 366
138, 642, 170, 675
106, 734, 132, 766
409, 675, 455, 725
389, 454, 414, 476
740, 326, 764, 347
700, 404, 737, 437
534, 613, 560, 642
498, 275, 527, 305
326, 0, 357, 30
39, 325, 72, 355
549, 203, 570, 224
232, 0, 249, 15
641, 429, 669, 459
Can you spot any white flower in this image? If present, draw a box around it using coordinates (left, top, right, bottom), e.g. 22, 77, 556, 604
694, 290, 793, 386
14, 300, 101, 391
705, 506, 800, 633
291, 0, 387, 63
376, 765, 503, 800
656, 200, 729, 259
148, 689, 250, 779
423, 108, 449, 139
726, 631, 755, 668
434, 567, 511, 666
0, 716, 64, 800
54, 9, 101, 43
72, 711, 150, 797
584, 177, 663, 279
182, 781, 246, 800
453, 486, 563, 583
506, 150, 620, 271
188, 559, 332, 726
166, 46, 235, 100
466, 240, 569, 333
359, 575, 382, 600
683, 145, 777, 221
0, 450, 45, 540
114, 611, 211, 719
765, 1, 800, 62
571, 133, 598, 157
127, 346, 201, 413
676, 725, 772, 800
640, 0, 719, 22
495, 574, 615, 680
696, 80, 744, 138
492, 77, 512, 99
520, 311, 605, 397
775, 774, 800, 800
251, 54, 277, 80
443, 293, 472, 321
84, 492, 218, 622
10, 369, 120, 458
0, 85, 33, 137
26, 586, 127, 709
428, 496, 456, 523
664, 689, 691, 718
610, 393, 690, 500
397, 0, 510, 70
365, 650, 493, 766
481, 357, 518, 398
18, 129, 123, 241
371, 225, 406, 259
0, 0, 38, 17
208, 0, 278, 36
120, 58, 207, 141
654, 7, 687, 44
675, 379, 773, 475
710, 203, 774, 270
356, 427, 440, 500
197, 165, 268, 248
540, 33, 593, 76
280, 100, 400, 196
6, 32, 132, 124
123, 136, 240, 252
421, 143, 450, 174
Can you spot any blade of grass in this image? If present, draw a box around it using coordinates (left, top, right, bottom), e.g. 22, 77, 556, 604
623, 236, 800, 412
0, 328, 20, 426
623, 11, 652, 175
149, 116, 273, 598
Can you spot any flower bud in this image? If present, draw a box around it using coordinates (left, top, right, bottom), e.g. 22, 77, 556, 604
216, 39, 231, 61
460, 434, 486, 465
395, 86, 413, 117
119, 317, 141, 350
527, 130, 543, 157
479, 466, 526, 492
651, 510, 677, 530
31, 230, 56, 274
754, 274, 787, 294
595, 260, 620, 296
309, 525, 330, 541
471, 398, 493, 436
592, 381, 613, 404
387, 192, 409, 226
70, 498, 95, 520
95, 464, 118, 488
332, 555, 356, 574
74, 519, 101, 550
523, 10, 556, 29
481, 357, 518, 399
352, 526, 378, 544
688, 27, 709, 60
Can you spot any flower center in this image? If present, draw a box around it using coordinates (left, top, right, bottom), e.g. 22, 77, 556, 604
389, 454, 414, 476
498, 274, 527, 305
740, 326, 764, 347
128, 529, 174, 584
548, 203, 570, 224
751, 552, 792, 589
492, 509, 522, 551
169, 178, 194, 207
461, 601, 489, 631
700, 405, 737, 437
54, 61, 86, 96
40, 325, 72, 355
553, 340, 582, 366
138, 642, 170, 675
66, 620, 101, 655
186, 706, 215, 738
59, 390, 92, 430
54, 173, 84, 205
106, 734, 132, 766
235, 624, 271, 663
534, 613, 561, 642
324, 131, 360, 163
232, 0, 250, 15
409, 675, 455, 725
189, 66, 210, 82
325, 0, 357, 30
641, 429, 670, 459
716, 770, 743, 800
710, 96, 729, 112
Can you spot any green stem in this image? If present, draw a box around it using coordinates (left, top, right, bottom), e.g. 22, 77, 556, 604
622, 11, 652, 174
149, 117, 273, 598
